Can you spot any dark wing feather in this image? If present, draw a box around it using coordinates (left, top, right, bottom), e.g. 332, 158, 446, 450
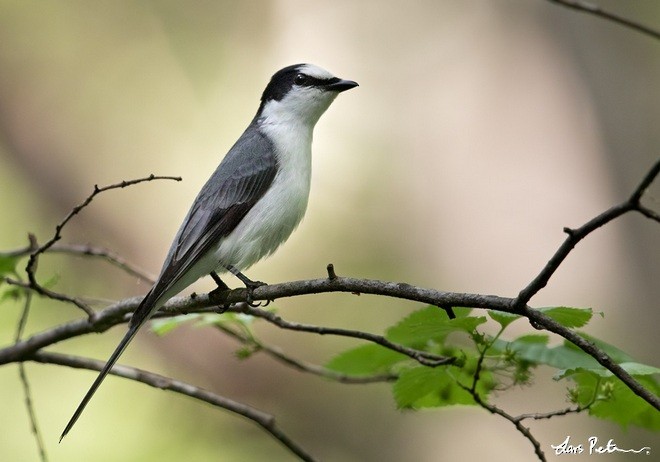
130, 126, 277, 327
61, 122, 277, 441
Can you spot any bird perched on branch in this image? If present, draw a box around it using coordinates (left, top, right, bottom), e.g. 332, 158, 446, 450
61, 63, 358, 439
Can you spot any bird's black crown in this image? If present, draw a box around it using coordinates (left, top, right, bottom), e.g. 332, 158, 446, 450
259, 64, 340, 105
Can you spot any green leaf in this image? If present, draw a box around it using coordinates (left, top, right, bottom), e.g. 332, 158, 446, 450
0, 285, 25, 302
488, 311, 521, 329
563, 332, 634, 364
537, 306, 593, 328
41, 273, 60, 289
616, 362, 660, 376
494, 334, 601, 370
326, 344, 408, 375
497, 331, 644, 371
195, 312, 255, 328
512, 334, 550, 345
489, 334, 547, 360
493, 331, 637, 374
591, 376, 660, 430
393, 366, 474, 409
151, 314, 199, 336
0, 254, 19, 277
556, 362, 660, 380
152, 311, 259, 336
393, 354, 495, 409
386, 306, 486, 347
566, 370, 660, 430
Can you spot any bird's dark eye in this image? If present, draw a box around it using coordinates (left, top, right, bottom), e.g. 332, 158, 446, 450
294, 73, 308, 85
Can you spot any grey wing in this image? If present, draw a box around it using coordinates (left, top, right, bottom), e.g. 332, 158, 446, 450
60, 128, 277, 440
130, 127, 277, 327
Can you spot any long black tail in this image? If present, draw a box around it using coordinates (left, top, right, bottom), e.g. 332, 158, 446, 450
59, 287, 162, 441
59, 323, 140, 441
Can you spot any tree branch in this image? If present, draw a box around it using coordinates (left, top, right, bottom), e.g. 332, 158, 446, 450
23, 175, 181, 315
514, 159, 660, 311
546, 0, 660, 41
3, 271, 658, 410
2, 134, 657, 460
1, 243, 155, 284
28, 351, 316, 462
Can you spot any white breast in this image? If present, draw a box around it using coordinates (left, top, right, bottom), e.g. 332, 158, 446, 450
213, 116, 313, 271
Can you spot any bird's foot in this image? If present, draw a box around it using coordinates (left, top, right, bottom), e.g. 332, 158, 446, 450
223, 265, 272, 307
209, 271, 231, 311
243, 279, 267, 307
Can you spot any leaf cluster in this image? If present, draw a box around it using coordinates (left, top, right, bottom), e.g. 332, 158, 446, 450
325, 305, 660, 430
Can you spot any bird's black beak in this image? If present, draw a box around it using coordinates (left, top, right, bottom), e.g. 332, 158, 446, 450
326, 79, 359, 92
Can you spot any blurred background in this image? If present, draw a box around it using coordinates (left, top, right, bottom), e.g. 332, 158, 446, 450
1, 1, 659, 460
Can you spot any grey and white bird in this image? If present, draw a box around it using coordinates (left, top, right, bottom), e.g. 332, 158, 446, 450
61, 63, 358, 439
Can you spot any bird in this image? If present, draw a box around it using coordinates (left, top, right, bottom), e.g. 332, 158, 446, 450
60, 63, 358, 440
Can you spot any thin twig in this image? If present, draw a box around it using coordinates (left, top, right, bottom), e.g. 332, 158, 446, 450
23, 175, 180, 314
547, 0, 660, 41
2, 243, 155, 284
235, 304, 453, 367
515, 405, 584, 422
216, 324, 397, 384
464, 324, 589, 461
514, 158, 660, 309
18, 364, 48, 462
461, 325, 546, 461
4, 276, 95, 316
49, 243, 156, 284
28, 351, 316, 462
13, 290, 48, 462
14, 283, 32, 344
460, 381, 546, 462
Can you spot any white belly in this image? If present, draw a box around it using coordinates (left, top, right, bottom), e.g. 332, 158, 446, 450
214, 121, 313, 271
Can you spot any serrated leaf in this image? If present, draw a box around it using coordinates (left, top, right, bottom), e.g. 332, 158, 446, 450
489, 334, 548, 354
496, 334, 600, 370
393, 366, 475, 409
488, 311, 521, 328
495, 331, 636, 373
326, 344, 408, 375
591, 376, 660, 430
566, 370, 660, 430
537, 306, 593, 328
386, 306, 486, 347
393, 354, 495, 410
447, 307, 473, 319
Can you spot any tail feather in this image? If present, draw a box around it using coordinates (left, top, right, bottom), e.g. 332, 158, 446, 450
59, 324, 139, 441
60, 291, 160, 441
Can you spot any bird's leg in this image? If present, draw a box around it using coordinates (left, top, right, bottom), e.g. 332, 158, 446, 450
210, 271, 229, 291
224, 265, 267, 307
209, 271, 232, 312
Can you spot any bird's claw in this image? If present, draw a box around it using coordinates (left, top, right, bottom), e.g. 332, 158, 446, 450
244, 280, 266, 307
